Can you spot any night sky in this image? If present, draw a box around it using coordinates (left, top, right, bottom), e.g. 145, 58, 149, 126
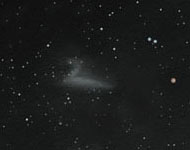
1, 0, 190, 149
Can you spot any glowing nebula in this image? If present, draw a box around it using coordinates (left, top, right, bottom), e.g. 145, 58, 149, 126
63, 58, 112, 89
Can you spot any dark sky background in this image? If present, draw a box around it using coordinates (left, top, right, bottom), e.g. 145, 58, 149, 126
1, 0, 190, 150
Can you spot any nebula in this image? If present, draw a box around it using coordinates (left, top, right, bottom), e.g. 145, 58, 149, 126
63, 58, 112, 90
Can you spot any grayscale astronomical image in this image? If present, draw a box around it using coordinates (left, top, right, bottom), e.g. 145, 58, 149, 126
1, 0, 190, 150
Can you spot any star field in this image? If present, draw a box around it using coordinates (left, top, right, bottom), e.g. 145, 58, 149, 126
1, 0, 190, 150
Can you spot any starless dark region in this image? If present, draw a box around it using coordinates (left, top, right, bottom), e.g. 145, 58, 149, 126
1, 0, 190, 149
